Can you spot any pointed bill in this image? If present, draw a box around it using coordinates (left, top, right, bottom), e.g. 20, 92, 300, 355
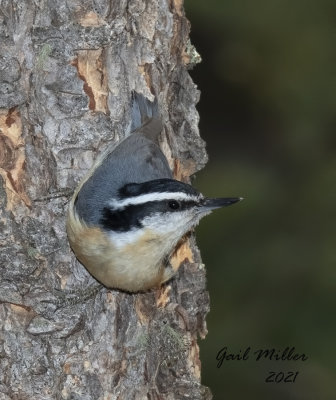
200, 197, 243, 211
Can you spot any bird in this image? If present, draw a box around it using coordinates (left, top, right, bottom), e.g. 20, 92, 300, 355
67, 92, 242, 292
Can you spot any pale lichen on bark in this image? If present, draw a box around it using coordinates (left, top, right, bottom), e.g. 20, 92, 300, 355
0, 0, 211, 398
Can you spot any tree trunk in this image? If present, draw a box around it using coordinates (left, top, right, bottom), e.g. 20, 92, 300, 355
0, 1, 211, 398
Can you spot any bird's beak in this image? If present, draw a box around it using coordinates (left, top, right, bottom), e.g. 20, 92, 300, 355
200, 197, 243, 212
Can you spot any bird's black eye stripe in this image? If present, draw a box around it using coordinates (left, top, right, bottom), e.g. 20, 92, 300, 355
100, 205, 146, 232
168, 200, 180, 210
167, 200, 197, 212
100, 199, 198, 232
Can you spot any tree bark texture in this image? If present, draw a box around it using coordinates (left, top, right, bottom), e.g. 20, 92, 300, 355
0, 1, 211, 399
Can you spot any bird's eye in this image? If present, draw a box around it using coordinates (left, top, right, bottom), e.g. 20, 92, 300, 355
168, 200, 180, 210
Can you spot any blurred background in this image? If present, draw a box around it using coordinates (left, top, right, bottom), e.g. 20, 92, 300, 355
185, 1, 336, 399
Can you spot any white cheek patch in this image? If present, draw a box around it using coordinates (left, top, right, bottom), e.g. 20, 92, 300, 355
106, 210, 205, 256
142, 210, 198, 236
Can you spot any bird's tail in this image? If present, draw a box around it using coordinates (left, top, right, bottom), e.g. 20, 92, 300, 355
130, 91, 163, 142
130, 91, 160, 131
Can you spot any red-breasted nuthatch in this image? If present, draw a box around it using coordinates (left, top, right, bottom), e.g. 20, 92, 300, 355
67, 93, 242, 292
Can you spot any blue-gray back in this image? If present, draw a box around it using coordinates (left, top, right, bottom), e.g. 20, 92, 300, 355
75, 124, 172, 226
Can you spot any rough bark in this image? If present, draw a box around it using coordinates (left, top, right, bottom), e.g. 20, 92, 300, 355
0, 1, 211, 399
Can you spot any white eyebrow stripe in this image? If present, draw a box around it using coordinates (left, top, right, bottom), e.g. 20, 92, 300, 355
108, 191, 202, 209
